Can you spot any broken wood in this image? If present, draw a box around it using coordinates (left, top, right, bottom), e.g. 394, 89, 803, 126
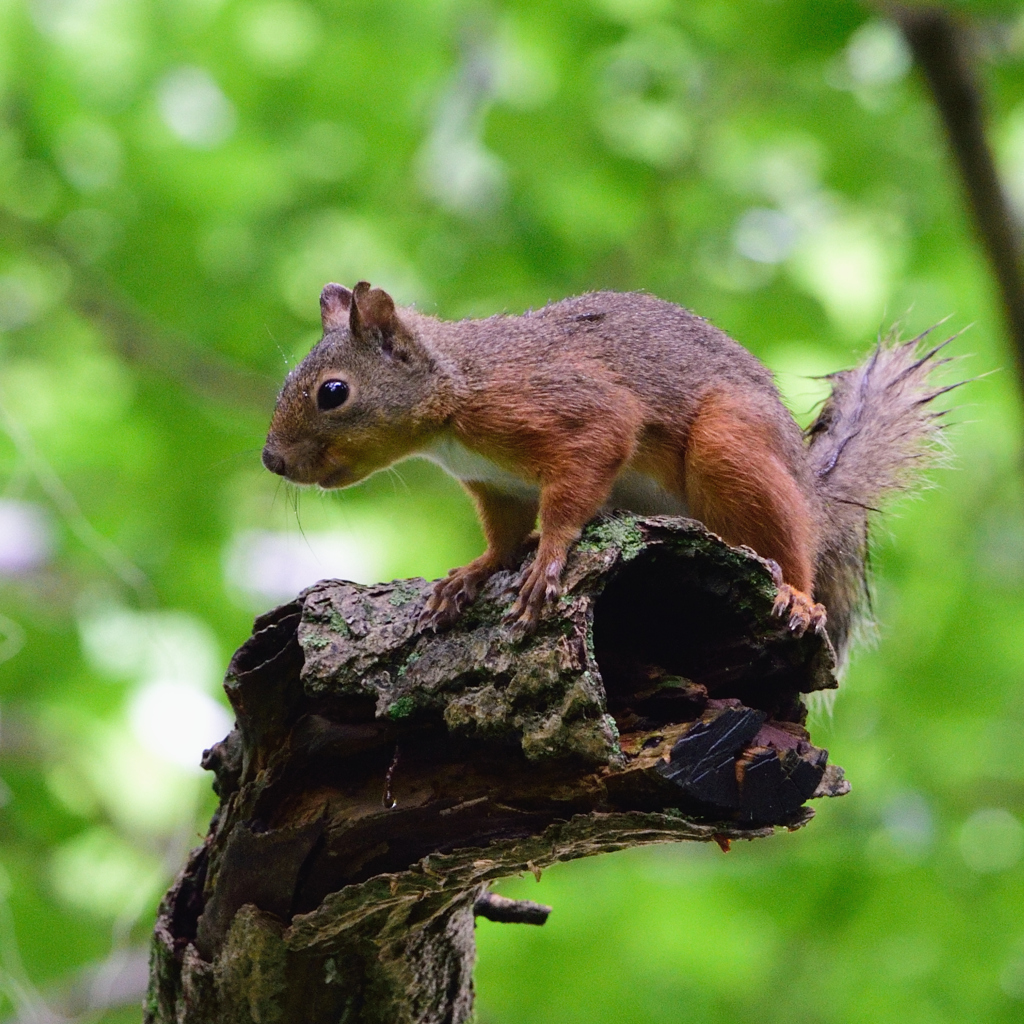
472, 893, 551, 925
145, 514, 849, 1024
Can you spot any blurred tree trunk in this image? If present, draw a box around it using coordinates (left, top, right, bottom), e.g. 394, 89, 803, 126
894, 4, 1024, 385
145, 515, 847, 1024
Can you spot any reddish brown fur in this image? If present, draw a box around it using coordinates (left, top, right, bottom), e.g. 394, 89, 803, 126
264, 285, 949, 653
683, 389, 816, 594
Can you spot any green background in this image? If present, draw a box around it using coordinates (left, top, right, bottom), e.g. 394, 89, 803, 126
1, 0, 1023, 1020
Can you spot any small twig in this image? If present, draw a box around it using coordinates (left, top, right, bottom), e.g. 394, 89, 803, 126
892, 5, 1024, 385
472, 893, 552, 926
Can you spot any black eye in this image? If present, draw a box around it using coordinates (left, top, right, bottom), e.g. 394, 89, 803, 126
317, 379, 350, 411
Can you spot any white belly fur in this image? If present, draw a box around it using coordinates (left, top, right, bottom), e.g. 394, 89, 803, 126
420, 436, 539, 499
419, 436, 688, 516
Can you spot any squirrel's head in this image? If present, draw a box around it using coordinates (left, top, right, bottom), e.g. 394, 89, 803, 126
262, 281, 446, 488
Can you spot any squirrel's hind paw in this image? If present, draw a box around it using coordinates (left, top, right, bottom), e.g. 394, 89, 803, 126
772, 584, 827, 638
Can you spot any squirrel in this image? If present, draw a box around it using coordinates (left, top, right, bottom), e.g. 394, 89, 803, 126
262, 281, 952, 664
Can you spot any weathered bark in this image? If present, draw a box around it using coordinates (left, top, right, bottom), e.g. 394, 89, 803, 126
146, 515, 849, 1024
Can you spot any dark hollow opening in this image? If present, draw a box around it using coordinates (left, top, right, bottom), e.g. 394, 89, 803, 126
592, 549, 814, 725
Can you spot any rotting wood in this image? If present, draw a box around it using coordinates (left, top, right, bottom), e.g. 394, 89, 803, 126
145, 514, 849, 1024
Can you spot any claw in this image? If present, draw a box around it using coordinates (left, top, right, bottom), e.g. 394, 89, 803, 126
503, 554, 564, 636
419, 560, 495, 632
772, 583, 827, 638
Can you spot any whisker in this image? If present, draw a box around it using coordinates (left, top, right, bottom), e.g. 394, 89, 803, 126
266, 324, 292, 367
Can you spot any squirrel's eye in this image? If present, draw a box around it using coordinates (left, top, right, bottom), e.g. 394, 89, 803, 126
317, 379, 350, 411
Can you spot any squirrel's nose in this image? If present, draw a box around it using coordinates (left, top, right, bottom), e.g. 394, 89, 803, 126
262, 445, 287, 476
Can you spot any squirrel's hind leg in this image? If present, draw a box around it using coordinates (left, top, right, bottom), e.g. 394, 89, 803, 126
682, 390, 827, 638
419, 482, 538, 632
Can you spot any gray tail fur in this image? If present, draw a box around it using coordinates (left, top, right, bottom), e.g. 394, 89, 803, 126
807, 327, 961, 667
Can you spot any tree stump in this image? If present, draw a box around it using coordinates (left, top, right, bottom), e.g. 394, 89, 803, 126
145, 515, 849, 1024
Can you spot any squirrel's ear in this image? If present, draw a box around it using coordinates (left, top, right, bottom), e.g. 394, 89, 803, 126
320, 283, 352, 331
350, 280, 400, 340
349, 281, 424, 361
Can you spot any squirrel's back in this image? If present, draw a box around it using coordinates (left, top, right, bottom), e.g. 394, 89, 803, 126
415, 292, 794, 450
419, 291, 774, 396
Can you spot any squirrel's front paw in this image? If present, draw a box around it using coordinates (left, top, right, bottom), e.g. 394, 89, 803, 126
504, 555, 563, 635
419, 564, 490, 632
772, 584, 827, 638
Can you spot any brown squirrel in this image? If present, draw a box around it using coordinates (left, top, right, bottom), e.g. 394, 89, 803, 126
263, 281, 951, 663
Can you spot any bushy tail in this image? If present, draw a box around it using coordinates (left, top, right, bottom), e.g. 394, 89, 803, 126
807, 328, 960, 667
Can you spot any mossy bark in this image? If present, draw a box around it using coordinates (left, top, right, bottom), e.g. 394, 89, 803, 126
146, 515, 848, 1024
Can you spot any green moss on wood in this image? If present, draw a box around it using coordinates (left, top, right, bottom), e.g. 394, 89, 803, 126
387, 696, 417, 719
578, 517, 646, 560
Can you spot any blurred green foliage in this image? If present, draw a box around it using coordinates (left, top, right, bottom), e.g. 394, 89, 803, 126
1, 0, 1024, 1020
